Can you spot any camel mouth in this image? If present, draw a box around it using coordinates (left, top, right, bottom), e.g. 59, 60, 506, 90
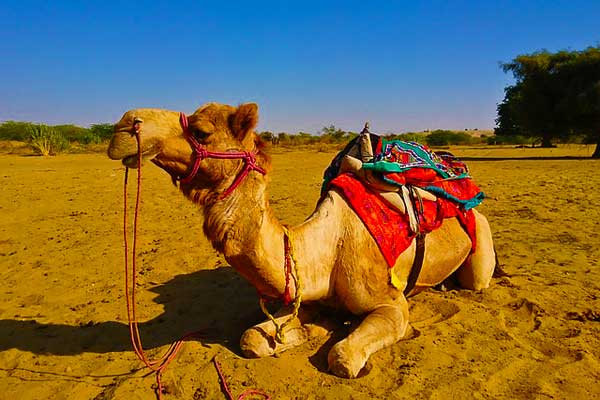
122, 151, 159, 169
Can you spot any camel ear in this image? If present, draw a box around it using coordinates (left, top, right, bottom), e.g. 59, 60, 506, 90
230, 103, 258, 140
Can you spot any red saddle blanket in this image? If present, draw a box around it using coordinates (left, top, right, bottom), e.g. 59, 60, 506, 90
328, 173, 477, 268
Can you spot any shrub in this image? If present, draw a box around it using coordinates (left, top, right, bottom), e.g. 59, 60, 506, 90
425, 130, 474, 147
425, 130, 448, 146
78, 131, 103, 145
53, 124, 89, 141
0, 121, 34, 141
89, 123, 115, 142
27, 124, 70, 155
394, 132, 426, 143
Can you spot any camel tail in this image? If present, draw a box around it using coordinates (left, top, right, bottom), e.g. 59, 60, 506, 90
492, 246, 509, 278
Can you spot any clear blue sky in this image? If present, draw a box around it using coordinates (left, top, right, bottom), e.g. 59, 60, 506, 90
1, 1, 598, 134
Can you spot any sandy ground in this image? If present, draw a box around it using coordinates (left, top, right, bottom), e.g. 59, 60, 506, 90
0, 145, 599, 399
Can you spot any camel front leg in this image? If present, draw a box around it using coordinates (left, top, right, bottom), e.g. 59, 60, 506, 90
328, 297, 409, 378
240, 305, 329, 358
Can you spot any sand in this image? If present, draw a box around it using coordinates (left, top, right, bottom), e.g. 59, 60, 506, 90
0, 145, 599, 399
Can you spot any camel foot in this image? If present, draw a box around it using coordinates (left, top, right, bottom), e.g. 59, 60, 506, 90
240, 323, 310, 358
240, 305, 332, 358
327, 300, 410, 378
327, 340, 367, 378
240, 326, 277, 358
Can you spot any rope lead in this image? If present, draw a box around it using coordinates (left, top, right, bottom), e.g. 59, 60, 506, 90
259, 226, 303, 343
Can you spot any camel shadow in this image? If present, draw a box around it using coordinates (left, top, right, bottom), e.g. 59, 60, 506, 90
0, 267, 264, 356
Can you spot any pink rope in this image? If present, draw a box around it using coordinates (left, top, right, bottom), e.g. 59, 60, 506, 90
123, 129, 204, 399
178, 112, 267, 196
123, 124, 271, 399
213, 357, 270, 400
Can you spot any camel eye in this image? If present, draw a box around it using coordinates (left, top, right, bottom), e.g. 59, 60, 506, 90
193, 129, 209, 140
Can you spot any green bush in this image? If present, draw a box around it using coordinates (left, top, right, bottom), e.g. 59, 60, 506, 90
0, 120, 115, 146
89, 123, 115, 142
0, 121, 34, 141
78, 131, 102, 145
27, 124, 70, 155
392, 132, 426, 143
53, 124, 89, 141
425, 130, 473, 147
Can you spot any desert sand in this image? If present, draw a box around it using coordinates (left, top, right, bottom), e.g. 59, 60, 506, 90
0, 145, 599, 399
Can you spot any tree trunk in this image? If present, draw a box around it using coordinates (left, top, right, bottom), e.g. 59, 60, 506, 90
541, 136, 553, 148
592, 142, 600, 159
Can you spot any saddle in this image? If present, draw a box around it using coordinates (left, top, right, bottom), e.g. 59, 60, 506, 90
325, 125, 438, 235
322, 125, 482, 295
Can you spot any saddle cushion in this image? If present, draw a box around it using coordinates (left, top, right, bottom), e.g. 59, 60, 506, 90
328, 173, 477, 270
322, 137, 484, 210
362, 140, 484, 210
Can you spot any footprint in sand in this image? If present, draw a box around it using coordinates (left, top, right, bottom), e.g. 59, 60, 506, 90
499, 297, 585, 363
507, 297, 544, 331
566, 309, 600, 322
409, 297, 461, 330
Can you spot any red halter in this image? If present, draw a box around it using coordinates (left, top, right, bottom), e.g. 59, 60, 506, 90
178, 112, 267, 199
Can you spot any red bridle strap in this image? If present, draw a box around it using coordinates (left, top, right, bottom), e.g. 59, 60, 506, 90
178, 112, 267, 199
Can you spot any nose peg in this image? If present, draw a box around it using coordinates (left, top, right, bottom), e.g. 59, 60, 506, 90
132, 117, 144, 134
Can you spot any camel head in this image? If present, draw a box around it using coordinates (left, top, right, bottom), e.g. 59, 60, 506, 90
107, 108, 183, 169
108, 103, 270, 200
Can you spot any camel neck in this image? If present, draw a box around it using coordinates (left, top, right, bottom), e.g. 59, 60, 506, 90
201, 173, 287, 298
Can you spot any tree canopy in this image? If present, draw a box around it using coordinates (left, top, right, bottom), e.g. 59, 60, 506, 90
496, 46, 600, 157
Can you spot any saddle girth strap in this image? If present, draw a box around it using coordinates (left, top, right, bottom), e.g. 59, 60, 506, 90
403, 233, 426, 296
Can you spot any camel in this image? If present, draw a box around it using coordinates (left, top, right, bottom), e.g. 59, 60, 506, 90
107, 103, 496, 378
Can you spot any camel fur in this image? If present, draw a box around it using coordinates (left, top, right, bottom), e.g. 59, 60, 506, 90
107, 103, 496, 378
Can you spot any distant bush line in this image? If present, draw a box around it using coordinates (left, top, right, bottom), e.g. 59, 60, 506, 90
1, 120, 589, 156
0, 121, 114, 155
260, 126, 592, 148
259, 128, 492, 148
0, 121, 114, 144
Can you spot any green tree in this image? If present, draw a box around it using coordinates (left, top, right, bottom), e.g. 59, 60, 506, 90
296, 132, 316, 145
497, 46, 600, 157
259, 131, 274, 142
321, 125, 347, 141
90, 123, 115, 141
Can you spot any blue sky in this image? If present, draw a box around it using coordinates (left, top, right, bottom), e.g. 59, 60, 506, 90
1, 1, 598, 134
